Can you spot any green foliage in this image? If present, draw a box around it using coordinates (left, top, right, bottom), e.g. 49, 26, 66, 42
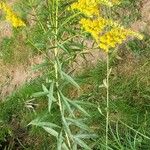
0, 0, 150, 149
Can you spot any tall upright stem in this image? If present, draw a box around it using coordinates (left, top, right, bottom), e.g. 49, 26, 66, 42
53, 1, 71, 148
106, 53, 109, 149
54, 0, 60, 103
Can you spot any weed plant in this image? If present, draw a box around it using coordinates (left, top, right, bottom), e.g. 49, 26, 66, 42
0, 0, 149, 150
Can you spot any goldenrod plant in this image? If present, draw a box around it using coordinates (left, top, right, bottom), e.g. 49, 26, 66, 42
27, 1, 98, 149
0, 0, 145, 149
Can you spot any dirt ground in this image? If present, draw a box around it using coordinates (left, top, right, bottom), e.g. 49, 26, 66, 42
0, 0, 150, 98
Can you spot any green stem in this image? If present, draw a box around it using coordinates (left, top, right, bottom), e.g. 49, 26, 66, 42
106, 53, 109, 150
54, 0, 71, 149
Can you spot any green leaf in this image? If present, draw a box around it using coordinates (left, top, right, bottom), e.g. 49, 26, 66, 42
59, 12, 81, 31
66, 118, 90, 131
42, 84, 49, 93
69, 101, 90, 117
32, 91, 48, 98
31, 61, 48, 71
32, 84, 49, 98
73, 100, 97, 108
62, 143, 69, 150
57, 131, 63, 150
74, 134, 98, 139
57, 43, 70, 54
62, 116, 72, 138
60, 92, 75, 117
28, 118, 60, 129
43, 127, 58, 138
29, 118, 59, 137
47, 82, 56, 112
74, 137, 91, 150
72, 143, 77, 150
56, 59, 63, 78
62, 71, 80, 89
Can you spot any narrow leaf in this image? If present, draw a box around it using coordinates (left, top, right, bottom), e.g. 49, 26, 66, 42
57, 131, 63, 150
103, 79, 108, 88
60, 92, 75, 117
62, 143, 69, 150
74, 134, 98, 139
47, 82, 56, 112
32, 61, 48, 71
62, 71, 80, 89
73, 143, 77, 150
43, 127, 58, 137
74, 137, 91, 150
69, 101, 90, 116
28, 118, 60, 128
66, 118, 90, 131
32, 91, 48, 98
42, 84, 49, 93
58, 43, 69, 54
62, 116, 72, 138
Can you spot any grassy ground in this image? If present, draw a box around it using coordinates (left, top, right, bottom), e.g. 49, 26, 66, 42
0, 0, 150, 149
0, 37, 150, 149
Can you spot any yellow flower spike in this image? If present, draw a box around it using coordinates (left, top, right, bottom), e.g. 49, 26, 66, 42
0, 2, 25, 28
70, 0, 100, 17
99, 27, 143, 52
128, 30, 144, 40
79, 18, 108, 42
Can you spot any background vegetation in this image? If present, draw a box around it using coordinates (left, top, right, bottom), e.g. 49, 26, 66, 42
0, 0, 150, 149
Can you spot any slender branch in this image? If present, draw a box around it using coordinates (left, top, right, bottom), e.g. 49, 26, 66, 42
106, 53, 109, 150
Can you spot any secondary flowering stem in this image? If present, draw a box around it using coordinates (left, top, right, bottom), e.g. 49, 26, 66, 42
106, 53, 109, 149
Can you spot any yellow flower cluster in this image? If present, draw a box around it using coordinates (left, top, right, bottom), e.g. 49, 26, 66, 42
70, 0, 100, 17
70, 0, 143, 52
79, 18, 108, 42
0, 2, 25, 27
99, 28, 132, 51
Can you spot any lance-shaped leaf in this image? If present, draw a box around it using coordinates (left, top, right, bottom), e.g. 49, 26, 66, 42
42, 84, 49, 92
73, 100, 97, 108
62, 71, 80, 89
32, 91, 49, 98
74, 137, 91, 150
29, 118, 60, 138
62, 116, 72, 139
74, 133, 98, 139
57, 131, 63, 150
47, 81, 56, 112
56, 59, 63, 78
57, 131, 70, 150
32, 84, 49, 98
68, 100, 90, 117
66, 118, 90, 131
32, 61, 49, 71
28, 118, 60, 129
73, 143, 77, 150
62, 143, 69, 150
43, 127, 58, 138
60, 92, 75, 117
57, 43, 70, 54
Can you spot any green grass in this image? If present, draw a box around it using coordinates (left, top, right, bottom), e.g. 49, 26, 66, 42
0, 40, 150, 149
78, 52, 150, 149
